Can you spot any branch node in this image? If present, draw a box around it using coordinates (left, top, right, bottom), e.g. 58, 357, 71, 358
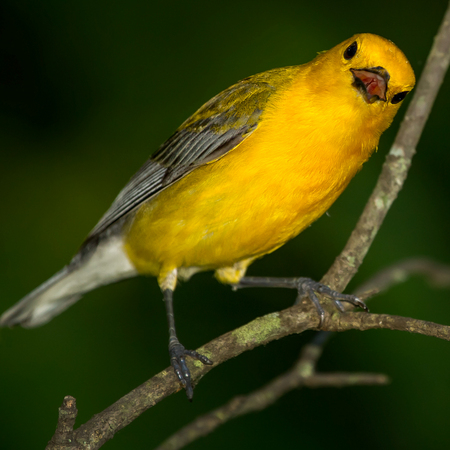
46, 396, 79, 450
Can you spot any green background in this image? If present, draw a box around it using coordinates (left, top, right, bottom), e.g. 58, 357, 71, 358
1, 1, 450, 449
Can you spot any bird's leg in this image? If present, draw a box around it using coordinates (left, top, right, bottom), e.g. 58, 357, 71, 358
163, 289, 213, 400
234, 277, 368, 327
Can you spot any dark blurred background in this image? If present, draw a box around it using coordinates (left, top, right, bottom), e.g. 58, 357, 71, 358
1, 1, 450, 449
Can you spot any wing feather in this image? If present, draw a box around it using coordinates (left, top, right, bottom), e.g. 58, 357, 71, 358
84, 67, 299, 243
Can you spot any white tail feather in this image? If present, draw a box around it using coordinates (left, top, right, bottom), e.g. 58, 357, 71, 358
0, 238, 137, 328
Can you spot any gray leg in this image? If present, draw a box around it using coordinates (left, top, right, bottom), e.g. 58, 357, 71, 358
163, 289, 213, 400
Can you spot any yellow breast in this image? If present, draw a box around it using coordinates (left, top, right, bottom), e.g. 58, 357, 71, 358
123, 72, 379, 279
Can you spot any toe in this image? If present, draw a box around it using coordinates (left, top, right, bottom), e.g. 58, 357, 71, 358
169, 344, 213, 400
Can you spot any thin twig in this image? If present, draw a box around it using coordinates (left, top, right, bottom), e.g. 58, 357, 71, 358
354, 257, 450, 297
155, 338, 388, 450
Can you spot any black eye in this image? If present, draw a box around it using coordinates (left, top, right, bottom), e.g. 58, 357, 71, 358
391, 91, 409, 104
344, 41, 358, 60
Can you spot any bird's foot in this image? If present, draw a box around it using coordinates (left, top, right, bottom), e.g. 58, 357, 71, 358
294, 277, 369, 327
169, 342, 213, 400
235, 276, 368, 328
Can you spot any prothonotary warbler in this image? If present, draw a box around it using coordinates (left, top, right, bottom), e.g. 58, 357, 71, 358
0, 33, 415, 399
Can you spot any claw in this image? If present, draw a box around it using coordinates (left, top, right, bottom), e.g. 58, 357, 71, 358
333, 299, 346, 313
169, 343, 213, 400
295, 277, 369, 326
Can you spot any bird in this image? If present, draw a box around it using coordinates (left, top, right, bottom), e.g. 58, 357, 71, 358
0, 33, 415, 399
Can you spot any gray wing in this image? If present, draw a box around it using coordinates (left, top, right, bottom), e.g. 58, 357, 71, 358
84, 67, 297, 243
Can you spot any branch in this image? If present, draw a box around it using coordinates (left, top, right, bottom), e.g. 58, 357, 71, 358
46, 4, 450, 449
153, 256, 450, 450
47, 396, 79, 450
154, 333, 388, 450
46, 306, 450, 450
354, 257, 450, 297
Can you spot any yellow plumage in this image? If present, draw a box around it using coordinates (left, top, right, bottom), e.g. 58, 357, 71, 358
0, 33, 415, 399
124, 34, 415, 288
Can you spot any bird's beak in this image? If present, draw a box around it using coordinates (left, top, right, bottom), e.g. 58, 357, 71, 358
350, 67, 390, 103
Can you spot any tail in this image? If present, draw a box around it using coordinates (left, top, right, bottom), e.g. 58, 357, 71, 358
0, 267, 83, 327
0, 237, 138, 328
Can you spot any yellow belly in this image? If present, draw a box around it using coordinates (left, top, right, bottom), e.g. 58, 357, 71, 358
122, 70, 379, 284
123, 125, 364, 282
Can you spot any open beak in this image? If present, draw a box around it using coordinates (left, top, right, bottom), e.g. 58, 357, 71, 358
350, 67, 390, 103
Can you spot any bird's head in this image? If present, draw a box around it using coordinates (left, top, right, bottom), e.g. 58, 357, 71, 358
341, 33, 415, 105
310, 33, 415, 131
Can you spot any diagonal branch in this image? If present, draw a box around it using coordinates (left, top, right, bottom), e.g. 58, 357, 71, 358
46, 307, 450, 450
154, 332, 388, 450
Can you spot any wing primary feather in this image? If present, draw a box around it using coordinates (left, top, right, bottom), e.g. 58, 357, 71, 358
155, 131, 195, 166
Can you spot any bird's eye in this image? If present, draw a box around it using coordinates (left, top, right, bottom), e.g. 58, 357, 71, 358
344, 41, 358, 60
391, 91, 409, 104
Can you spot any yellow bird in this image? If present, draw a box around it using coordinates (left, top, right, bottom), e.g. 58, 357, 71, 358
0, 33, 415, 399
